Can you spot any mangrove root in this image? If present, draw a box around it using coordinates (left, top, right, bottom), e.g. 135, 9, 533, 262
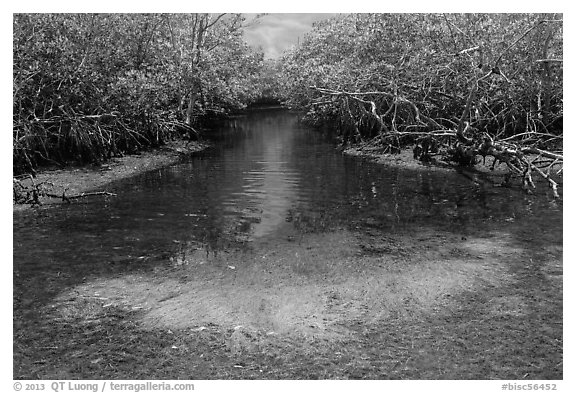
309, 86, 562, 197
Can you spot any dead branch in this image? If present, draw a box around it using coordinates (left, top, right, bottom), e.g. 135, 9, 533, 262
535, 59, 563, 63
44, 191, 118, 203
31, 113, 119, 125
457, 46, 481, 55
13, 176, 117, 206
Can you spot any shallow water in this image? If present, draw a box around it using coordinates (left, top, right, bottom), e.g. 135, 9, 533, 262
13, 109, 564, 380
13, 109, 562, 293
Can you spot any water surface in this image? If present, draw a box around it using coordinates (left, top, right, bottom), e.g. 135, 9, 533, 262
13, 109, 562, 297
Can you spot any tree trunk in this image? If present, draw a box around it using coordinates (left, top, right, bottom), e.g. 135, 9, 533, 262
185, 92, 198, 126
540, 24, 554, 126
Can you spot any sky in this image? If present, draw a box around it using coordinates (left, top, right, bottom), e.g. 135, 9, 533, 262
242, 13, 338, 59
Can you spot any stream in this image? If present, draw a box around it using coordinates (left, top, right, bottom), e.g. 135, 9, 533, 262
13, 109, 562, 305
12, 109, 564, 380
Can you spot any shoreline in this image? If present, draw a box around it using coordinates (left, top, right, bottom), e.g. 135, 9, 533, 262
343, 145, 563, 200
13, 139, 210, 212
344, 145, 510, 175
13, 137, 562, 213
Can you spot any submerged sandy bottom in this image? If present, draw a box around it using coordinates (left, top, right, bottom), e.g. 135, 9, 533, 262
53, 227, 535, 342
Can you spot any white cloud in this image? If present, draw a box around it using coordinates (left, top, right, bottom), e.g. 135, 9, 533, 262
243, 13, 338, 58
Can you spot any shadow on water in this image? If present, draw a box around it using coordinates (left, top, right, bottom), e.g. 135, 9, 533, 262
13, 109, 562, 307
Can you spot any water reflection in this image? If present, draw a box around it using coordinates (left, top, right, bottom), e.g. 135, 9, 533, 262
13, 110, 562, 286
221, 113, 300, 237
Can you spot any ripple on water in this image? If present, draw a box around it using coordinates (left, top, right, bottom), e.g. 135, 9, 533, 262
14, 110, 561, 304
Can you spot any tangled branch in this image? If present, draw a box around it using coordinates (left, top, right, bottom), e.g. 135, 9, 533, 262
310, 84, 562, 197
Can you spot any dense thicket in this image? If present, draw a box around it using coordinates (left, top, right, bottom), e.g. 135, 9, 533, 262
280, 14, 563, 195
13, 13, 267, 174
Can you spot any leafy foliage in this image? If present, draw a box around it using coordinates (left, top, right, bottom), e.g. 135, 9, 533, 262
13, 13, 269, 174
277, 14, 563, 196
280, 14, 563, 143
